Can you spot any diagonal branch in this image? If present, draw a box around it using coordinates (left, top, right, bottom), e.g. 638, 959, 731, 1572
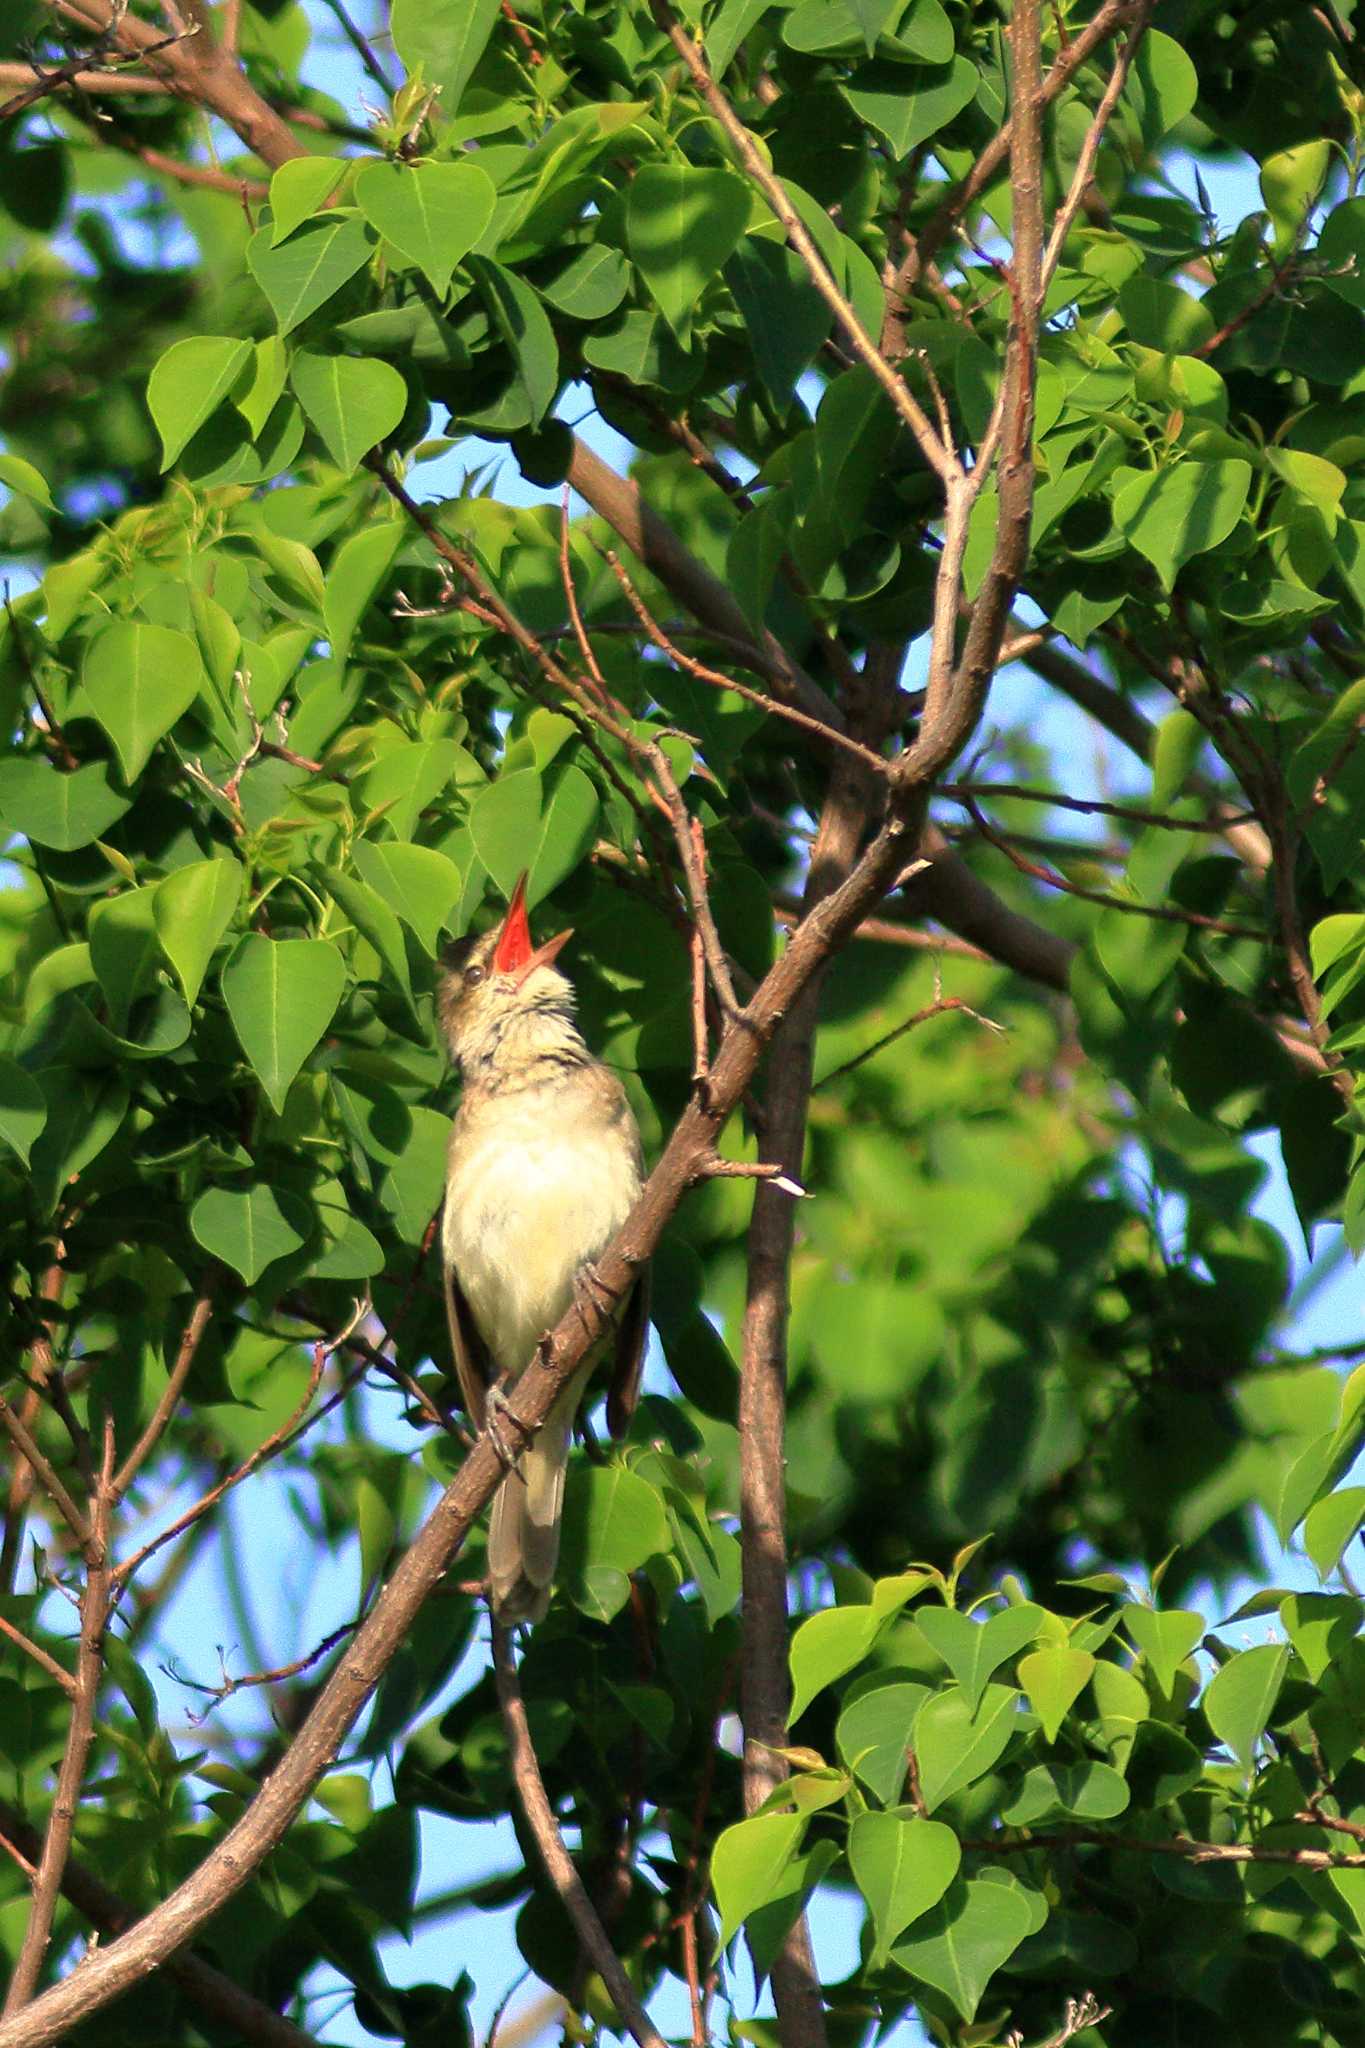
491, 1626, 667, 2048
112, 1282, 216, 1500
0, 1799, 318, 2048
651, 0, 958, 487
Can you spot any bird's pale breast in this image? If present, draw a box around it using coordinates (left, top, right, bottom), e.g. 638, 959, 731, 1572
443, 1076, 641, 1376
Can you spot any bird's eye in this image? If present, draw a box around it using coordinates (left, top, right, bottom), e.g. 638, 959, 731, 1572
463, 964, 485, 988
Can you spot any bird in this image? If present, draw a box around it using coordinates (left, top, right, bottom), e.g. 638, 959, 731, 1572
438, 872, 649, 1625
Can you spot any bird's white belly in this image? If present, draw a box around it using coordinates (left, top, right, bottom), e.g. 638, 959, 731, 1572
443, 1105, 639, 1377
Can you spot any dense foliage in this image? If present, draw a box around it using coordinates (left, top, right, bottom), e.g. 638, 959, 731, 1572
4, 1, 1365, 2045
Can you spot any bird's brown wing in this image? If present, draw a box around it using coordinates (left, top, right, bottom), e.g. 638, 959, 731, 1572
444, 1262, 494, 1432
606, 1265, 651, 1440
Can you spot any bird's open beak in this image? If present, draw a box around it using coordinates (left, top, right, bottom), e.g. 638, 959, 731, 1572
491, 872, 573, 984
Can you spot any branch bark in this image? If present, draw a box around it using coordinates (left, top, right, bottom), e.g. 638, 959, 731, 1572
0, 1799, 318, 2048
4, 1422, 113, 2014
491, 1626, 667, 2048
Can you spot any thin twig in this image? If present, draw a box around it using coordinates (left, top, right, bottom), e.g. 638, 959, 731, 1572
1041, 5, 1156, 288
0, 1612, 76, 1697
0, 1396, 92, 1556
491, 1626, 667, 2048
4, 1420, 114, 2013
815, 991, 1006, 1090
175, 1618, 358, 1720
602, 548, 888, 773
112, 1312, 361, 1586
112, 1283, 216, 1499
961, 791, 1266, 938
651, 0, 957, 488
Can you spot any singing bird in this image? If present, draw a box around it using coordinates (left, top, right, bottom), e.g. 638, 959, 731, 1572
438, 875, 649, 1624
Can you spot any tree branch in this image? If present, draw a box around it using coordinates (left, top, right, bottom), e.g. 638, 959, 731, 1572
491, 1625, 667, 2048
0, 1799, 318, 2048
4, 1420, 113, 2013
112, 1282, 216, 1500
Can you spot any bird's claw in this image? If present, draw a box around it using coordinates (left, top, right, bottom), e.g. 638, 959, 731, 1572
571, 1260, 619, 1342
484, 1384, 527, 1476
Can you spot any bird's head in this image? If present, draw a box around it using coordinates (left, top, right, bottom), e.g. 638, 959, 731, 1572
438, 873, 576, 1073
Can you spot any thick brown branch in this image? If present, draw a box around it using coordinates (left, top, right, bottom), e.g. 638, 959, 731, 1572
49, 0, 305, 168
0, 1800, 317, 2048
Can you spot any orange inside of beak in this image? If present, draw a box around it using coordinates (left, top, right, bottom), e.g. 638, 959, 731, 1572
491, 873, 573, 984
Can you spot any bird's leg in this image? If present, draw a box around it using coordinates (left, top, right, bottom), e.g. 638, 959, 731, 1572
571, 1260, 620, 1344
483, 1381, 530, 1480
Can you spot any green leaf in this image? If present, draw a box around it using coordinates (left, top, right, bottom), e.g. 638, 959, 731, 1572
1017, 1647, 1094, 1743
153, 859, 242, 1009
358, 736, 476, 841
290, 352, 407, 473
1280, 1592, 1361, 1683
323, 520, 404, 664
789, 1604, 880, 1725
840, 56, 978, 159
1118, 277, 1215, 355
705, 0, 776, 71
269, 157, 341, 244
891, 1875, 1036, 2021
235, 337, 290, 439
352, 841, 462, 955
559, 1466, 671, 1619
848, 1812, 960, 1965
322, 865, 415, 1010
1121, 1607, 1204, 1695
468, 765, 599, 906
465, 257, 559, 428
1304, 1486, 1365, 1582
726, 237, 830, 409
390, 0, 501, 111
29, 1073, 128, 1216
88, 885, 161, 1028
0, 452, 56, 512
357, 1473, 397, 1595
538, 245, 631, 320
220, 934, 347, 1114
354, 160, 496, 297
0, 1058, 46, 1166
190, 1184, 308, 1285
82, 621, 205, 784
1203, 1643, 1290, 1769
378, 1103, 450, 1244
915, 1684, 1018, 1812
0, 758, 130, 850
247, 217, 374, 335
915, 1604, 1044, 1712
1113, 459, 1252, 590
1126, 29, 1198, 146
468, 768, 542, 899
147, 337, 253, 470
1000, 1760, 1130, 1825
712, 1811, 808, 1947
626, 163, 751, 344
836, 1681, 931, 1805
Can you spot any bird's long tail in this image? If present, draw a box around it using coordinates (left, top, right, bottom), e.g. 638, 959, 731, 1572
487, 1373, 583, 1624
